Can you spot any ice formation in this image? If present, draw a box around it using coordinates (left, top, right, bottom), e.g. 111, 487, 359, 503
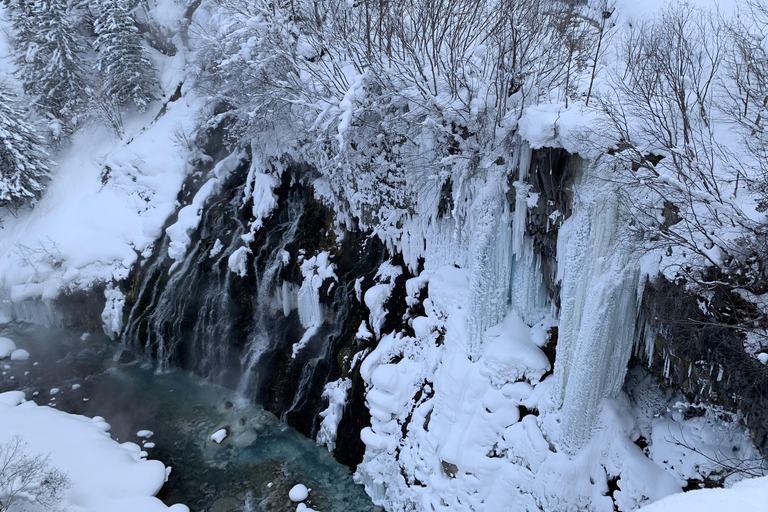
317, 378, 351, 452
553, 170, 643, 452
293, 251, 337, 358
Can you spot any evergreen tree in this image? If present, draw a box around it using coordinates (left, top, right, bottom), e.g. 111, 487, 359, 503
94, 0, 158, 111
13, 0, 88, 127
0, 86, 50, 208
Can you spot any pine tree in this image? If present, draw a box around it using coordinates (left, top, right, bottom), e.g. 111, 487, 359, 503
0, 86, 50, 208
13, 0, 88, 126
94, 0, 158, 111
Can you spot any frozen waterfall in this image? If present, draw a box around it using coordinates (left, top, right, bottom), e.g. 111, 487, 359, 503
553, 170, 642, 452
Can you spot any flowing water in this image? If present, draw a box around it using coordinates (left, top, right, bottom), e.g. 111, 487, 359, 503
0, 323, 381, 512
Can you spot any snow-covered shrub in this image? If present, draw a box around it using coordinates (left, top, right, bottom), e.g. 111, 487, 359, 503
0, 436, 70, 512
192, 0, 604, 239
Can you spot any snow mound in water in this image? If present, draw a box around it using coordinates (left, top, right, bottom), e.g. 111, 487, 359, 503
10, 348, 30, 361
289, 483, 309, 502
0, 336, 16, 357
0, 391, 188, 512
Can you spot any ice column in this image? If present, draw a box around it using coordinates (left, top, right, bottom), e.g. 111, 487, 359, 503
466, 171, 513, 360
554, 172, 641, 452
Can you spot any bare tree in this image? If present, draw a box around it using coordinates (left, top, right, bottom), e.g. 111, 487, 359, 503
0, 436, 70, 512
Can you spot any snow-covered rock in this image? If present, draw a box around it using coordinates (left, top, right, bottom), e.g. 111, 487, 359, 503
10, 348, 30, 361
288, 484, 309, 502
0, 336, 16, 357
210, 428, 227, 444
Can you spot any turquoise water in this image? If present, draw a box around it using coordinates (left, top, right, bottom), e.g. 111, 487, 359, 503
0, 323, 380, 512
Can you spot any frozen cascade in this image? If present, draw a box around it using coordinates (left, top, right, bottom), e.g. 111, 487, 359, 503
512, 140, 533, 257
0, 298, 61, 327
554, 170, 642, 452
122, 156, 304, 392
123, 189, 250, 377
466, 171, 513, 360
510, 237, 549, 326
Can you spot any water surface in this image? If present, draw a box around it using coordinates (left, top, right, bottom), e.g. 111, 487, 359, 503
0, 323, 380, 512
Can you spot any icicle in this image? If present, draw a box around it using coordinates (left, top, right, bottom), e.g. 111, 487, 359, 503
509, 237, 549, 325
645, 325, 655, 366
512, 140, 533, 257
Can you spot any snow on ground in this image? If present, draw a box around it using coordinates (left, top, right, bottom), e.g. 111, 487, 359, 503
0, 391, 188, 512
0, 90, 195, 301
641, 475, 768, 512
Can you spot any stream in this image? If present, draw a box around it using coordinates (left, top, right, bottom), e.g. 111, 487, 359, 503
0, 322, 381, 512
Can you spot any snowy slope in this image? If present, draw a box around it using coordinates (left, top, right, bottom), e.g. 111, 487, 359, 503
0, 4, 195, 311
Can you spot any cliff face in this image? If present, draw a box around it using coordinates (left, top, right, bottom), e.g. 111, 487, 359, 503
107, 134, 763, 511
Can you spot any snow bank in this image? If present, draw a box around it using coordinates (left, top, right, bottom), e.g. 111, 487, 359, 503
0, 76, 195, 306
0, 391, 187, 512
641, 475, 768, 512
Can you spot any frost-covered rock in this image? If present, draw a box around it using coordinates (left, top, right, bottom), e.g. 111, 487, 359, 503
210, 428, 227, 444
227, 246, 250, 277
363, 261, 402, 339
292, 251, 337, 357
166, 151, 246, 272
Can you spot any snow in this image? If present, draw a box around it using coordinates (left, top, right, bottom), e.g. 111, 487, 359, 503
288, 483, 309, 502
316, 378, 351, 452
227, 246, 250, 277
363, 261, 403, 339
0, 391, 188, 512
166, 150, 246, 272
209, 429, 227, 444
10, 348, 29, 361
481, 310, 550, 385
640, 475, 768, 512
0, 336, 16, 358
136, 430, 154, 438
